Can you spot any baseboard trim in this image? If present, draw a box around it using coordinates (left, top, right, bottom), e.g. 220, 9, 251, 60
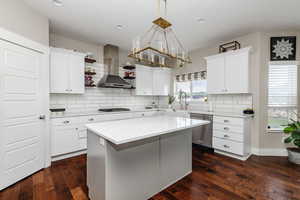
251, 148, 287, 156
51, 150, 87, 162
214, 150, 251, 161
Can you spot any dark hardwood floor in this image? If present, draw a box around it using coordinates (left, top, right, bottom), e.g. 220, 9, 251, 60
1, 147, 300, 200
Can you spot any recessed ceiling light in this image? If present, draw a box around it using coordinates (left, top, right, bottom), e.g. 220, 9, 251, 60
116, 25, 123, 30
53, 0, 63, 7
196, 18, 206, 23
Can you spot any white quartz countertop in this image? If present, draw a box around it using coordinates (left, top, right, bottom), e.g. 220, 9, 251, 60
86, 116, 210, 145
50, 109, 161, 119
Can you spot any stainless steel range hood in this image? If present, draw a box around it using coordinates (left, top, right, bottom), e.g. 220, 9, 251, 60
97, 44, 132, 89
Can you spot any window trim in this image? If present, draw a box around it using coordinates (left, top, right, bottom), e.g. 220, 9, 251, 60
267, 61, 299, 133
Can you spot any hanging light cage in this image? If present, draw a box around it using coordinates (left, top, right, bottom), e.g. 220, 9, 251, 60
129, 14, 192, 68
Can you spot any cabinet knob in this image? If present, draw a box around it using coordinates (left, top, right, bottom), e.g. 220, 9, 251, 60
63, 120, 70, 124
223, 134, 229, 138
223, 145, 230, 148
39, 115, 46, 120
88, 118, 94, 121
224, 120, 229, 123
224, 127, 229, 131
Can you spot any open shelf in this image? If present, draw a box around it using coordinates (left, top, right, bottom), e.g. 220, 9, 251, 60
85, 58, 97, 63
123, 65, 136, 70
85, 71, 96, 75
85, 84, 96, 88
123, 76, 135, 80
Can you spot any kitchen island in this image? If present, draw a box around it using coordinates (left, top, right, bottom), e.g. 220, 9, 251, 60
86, 115, 209, 200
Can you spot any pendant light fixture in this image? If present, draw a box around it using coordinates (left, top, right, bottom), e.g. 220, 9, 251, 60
129, 0, 191, 68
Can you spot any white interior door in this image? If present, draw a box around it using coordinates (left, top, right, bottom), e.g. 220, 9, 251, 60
0, 40, 45, 190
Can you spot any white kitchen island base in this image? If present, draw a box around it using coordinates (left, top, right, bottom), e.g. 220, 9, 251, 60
87, 128, 192, 200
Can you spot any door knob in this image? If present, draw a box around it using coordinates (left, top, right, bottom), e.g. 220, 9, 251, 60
39, 115, 46, 120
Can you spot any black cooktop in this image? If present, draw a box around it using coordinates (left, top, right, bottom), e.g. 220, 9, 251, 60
98, 108, 131, 112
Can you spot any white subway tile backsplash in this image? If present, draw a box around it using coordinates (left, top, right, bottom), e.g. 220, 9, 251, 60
50, 63, 160, 115
186, 94, 253, 115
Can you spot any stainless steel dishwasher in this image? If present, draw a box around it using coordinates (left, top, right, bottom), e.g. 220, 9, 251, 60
190, 113, 213, 149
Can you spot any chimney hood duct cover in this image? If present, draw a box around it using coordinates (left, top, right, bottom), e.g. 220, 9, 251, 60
97, 44, 132, 89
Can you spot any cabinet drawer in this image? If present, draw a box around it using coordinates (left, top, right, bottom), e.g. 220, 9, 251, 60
214, 116, 244, 127
213, 137, 244, 156
52, 117, 83, 126
213, 130, 244, 142
213, 123, 243, 134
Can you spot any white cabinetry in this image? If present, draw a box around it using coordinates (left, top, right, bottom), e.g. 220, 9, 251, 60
50, 48, 85, 94
153, 68, 171, 96
212, 116, 251, 160
136, 65, 153, 95
206, 56, 225, 93
51, 111, 160, 160
136, 64, 171, 96
205, 47, 251, 94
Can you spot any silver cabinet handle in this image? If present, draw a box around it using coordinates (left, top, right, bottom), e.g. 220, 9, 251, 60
224, 127, 229, 131
223, 134, 229, 138
223, 145, 230, 148
63, 120, 70, 124
224, 120, 229, 123
39, 115, 46, 120
88, 118, 94, 121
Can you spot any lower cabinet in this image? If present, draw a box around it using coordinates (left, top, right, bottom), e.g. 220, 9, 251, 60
212, 116, 251, 160
52, 125, 84, 156
51, 111, 160, 159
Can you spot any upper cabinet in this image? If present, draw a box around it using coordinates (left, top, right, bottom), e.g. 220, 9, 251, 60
135, 65, 171, 96
136, 65, 153, 95
205, 47, 251, 94
50, 48, 86, 94
153, 68, 171, 96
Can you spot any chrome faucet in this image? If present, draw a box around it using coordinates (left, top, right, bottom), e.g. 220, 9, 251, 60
179, 90, 189, 110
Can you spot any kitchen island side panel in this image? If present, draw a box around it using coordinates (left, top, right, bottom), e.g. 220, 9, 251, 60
87, 129, 193, 200
160, 129, 192, 189
87, 131, 106, 200
106, 137, 161, 200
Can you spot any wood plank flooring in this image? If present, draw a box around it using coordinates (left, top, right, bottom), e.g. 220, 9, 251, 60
1, 147, 300, 200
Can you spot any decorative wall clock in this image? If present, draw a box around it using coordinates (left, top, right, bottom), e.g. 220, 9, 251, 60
270, 36, 296, 61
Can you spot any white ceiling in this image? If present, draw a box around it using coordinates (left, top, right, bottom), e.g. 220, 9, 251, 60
24, 0, 300, 51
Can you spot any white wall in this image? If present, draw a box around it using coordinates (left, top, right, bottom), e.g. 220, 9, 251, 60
50, 33, 103, 63
0, 0, 49, 45
258, 31, 300, 150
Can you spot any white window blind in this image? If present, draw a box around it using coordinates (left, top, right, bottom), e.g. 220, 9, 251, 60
268, 64, 298, 130
268, 65, 297, 107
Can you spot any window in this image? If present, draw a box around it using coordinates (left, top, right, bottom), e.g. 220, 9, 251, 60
191, 80, 207, 100
268, 64, 298, 131
174, 81, 191, 101
174, 80, 207, 102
